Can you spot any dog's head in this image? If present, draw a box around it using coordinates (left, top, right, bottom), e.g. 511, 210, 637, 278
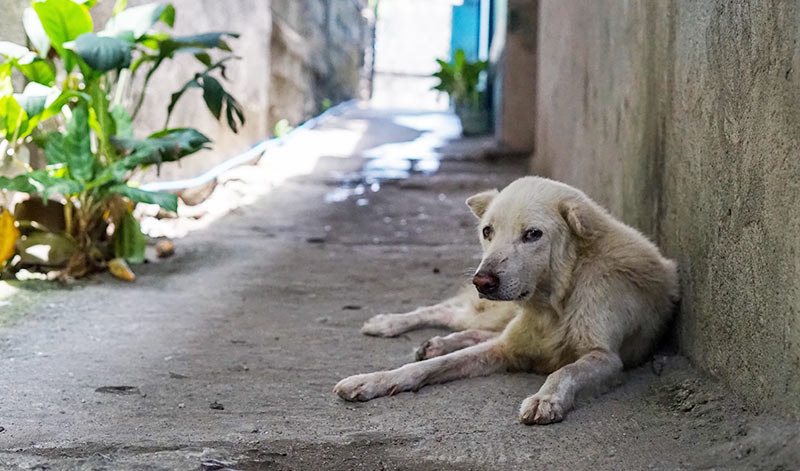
466, 177, 596, 302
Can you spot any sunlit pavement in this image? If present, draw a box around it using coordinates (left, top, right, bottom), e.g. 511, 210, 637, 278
1, 105, 797, 470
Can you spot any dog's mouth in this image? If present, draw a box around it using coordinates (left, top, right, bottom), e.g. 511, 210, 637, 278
477, 292, 503, 301
477, 290, 531, 302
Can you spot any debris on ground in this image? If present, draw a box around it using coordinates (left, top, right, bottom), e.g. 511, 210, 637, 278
95, 386, 141, 395
108, 258, 136, 281
209, 401, 225, 410
155, 239, 176, 258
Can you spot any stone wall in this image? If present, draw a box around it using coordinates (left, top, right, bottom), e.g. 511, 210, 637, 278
270, 0, 369, 126
533, 1, 800, 416
491, 0, 537, 152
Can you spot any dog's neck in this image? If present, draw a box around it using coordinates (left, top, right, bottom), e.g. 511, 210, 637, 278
517, 281, 557, 315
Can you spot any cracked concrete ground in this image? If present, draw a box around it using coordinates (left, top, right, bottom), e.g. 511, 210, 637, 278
1, 107, 799, 470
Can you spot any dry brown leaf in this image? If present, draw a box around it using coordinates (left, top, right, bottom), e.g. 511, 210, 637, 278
109, 257, 135, 281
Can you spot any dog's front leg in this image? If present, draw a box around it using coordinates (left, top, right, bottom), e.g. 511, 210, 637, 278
519, 349, 622, 425
334, 340, 507, 401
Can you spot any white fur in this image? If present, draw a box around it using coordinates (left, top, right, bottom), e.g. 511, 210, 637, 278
334, 176, 679, 425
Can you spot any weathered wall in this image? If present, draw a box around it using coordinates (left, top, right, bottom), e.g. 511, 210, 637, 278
534, 0, 800, 416
491, 0, 538, 152
270, 0, 368, 126
0, 0, 27, 44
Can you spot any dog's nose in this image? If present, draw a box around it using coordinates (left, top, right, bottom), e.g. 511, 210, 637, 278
472, 272, 499, 295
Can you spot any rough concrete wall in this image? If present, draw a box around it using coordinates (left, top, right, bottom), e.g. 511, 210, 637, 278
534, 0, 800, 416
0, 0, 27, 43
492, 0, 538, 152
270, 0, 368, 127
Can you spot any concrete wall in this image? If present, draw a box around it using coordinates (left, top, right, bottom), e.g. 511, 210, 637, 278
533, 1, 800, 416
491, 0, 538, 152
270, 0, 369, 126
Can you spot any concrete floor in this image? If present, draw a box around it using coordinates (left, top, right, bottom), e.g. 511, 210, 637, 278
1, 107, 798, 470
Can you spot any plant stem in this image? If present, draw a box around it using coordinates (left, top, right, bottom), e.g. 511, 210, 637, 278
64, 198, 73, 235
113, 69, 129, 108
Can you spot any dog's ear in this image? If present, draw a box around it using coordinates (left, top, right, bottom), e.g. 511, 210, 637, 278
466, 189, 499, 219
559, 199, 594, 239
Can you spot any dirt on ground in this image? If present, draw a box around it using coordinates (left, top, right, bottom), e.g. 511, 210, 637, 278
0, 108, 798, 470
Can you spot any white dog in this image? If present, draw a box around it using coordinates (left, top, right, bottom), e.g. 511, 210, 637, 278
334, 176, 679, 425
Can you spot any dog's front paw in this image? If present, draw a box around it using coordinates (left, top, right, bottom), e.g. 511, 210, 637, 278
360, 314, 407, 337
415, 336, 447, 360
519, 394, 566, 425
333, 373, 395, 402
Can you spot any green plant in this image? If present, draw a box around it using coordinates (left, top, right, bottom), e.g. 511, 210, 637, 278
0, 0, 244, 278
273, 118, 293, 138
432, 49, 487, 109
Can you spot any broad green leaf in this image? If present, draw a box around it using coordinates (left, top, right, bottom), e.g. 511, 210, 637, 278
111, 105, 133, 138
0, 41, 56, 85
0, 95, 29, 140
160, 4, 175, 27
105, 3, 176, 39
0, 41, 34, 60
111, 127, 210, 169
16, 230, 76, 266
175, 32, 237, 50
73, 0, 98, 7
194, 52, 212, 67
14, 82, 53, 119
104, 128, 209, 181
113, 210, 146, 264
87, 82, 116, 162
225, 94, 245, 133
109, 184, 177, 212
16, 58, 56, 85
201, 75, 224, 119
45, 105, 93, 182
112, 0, 129, 16
44, 133, 65, 165
27, 170, 83, 199
33, 0, 93, 72
23, 7, 51, 57
148, 127, 211, 147
0, 174, 37, 193
158, 32, 239, 57
73, 33, 132, 72
454, 49, 466, 70
0, 63, 12, 97
26, 89, 86, 133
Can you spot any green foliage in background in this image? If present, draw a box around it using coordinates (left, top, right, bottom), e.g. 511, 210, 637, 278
432, 49, 487, 109
0, 0, 244, 278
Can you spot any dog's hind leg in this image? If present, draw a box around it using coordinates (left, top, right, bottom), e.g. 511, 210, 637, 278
361, 287, 516, 338
361, 292, 473, 337
414, 329, 498, 360
334, 339, 507, 401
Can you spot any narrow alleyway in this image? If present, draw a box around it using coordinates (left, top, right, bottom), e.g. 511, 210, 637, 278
1, 107, 797, 470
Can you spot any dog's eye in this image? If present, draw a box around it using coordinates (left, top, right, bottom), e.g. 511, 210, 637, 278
482, 226, 493, 239
522, 228, 543, 242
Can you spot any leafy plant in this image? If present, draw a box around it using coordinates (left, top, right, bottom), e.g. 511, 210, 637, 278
0, 0, 244, 278
432, 49, 487, 109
